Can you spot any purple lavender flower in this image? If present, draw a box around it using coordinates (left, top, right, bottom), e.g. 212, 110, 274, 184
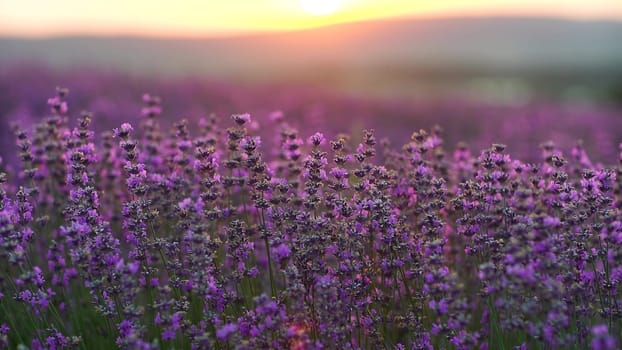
232, 113, 252, 125
216, 322, 238, 341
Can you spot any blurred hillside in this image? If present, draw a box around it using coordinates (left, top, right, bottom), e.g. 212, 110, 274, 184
1, 17, 622, 104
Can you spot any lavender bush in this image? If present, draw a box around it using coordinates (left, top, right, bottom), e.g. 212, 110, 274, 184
1, 87, 622, 349
3, 66, 622, 166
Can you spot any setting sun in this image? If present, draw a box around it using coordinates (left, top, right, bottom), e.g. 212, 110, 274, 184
1, 0, 621, 37
300, 0, 342, 16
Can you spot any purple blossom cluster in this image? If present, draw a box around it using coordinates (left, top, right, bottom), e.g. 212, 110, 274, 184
2, 67, 622, 167
1, 88, 622, 349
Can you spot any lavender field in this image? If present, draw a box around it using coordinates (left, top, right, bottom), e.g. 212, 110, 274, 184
1, 65, 622, 350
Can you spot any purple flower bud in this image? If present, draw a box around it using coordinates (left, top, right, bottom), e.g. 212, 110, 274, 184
128, 261, 140, 274
308, 132, 326, 146
274, 243, 291, 261
113, 123, 133, 138
162, 329, 176, 340
119, 320, 134, 337
232, 113, 251, 125
216, 323, 238, 340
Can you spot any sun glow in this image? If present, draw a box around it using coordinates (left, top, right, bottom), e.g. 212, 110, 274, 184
300, 0, 342, 16
1, 0, 621, 37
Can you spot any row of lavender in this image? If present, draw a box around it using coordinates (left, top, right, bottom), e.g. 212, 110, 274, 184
1, 88, 621, 349
3, 66, 622, 167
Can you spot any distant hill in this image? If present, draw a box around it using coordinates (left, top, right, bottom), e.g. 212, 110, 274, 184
1, 17, 622, 103
1, 17, 621, 76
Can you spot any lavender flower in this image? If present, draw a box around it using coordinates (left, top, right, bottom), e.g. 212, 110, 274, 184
2, 88, 622, 350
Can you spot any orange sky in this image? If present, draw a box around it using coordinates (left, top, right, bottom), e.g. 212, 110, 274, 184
1, 0, 621, 37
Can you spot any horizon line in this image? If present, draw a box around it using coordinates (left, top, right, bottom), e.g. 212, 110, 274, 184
1, 14, 621, 40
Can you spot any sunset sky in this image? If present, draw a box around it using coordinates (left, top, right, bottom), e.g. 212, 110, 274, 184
1, 0, 621, 37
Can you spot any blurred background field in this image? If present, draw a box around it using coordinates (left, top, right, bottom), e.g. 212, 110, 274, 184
1, 1, 622, 164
